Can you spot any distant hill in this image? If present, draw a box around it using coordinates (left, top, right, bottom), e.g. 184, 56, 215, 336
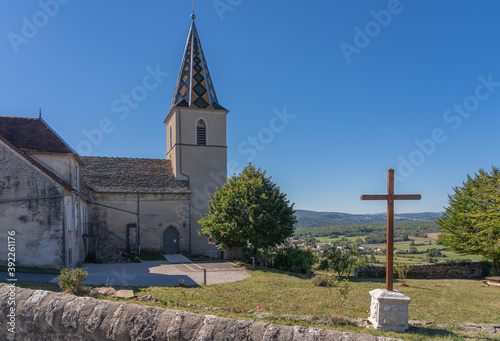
295, 210, 442, 228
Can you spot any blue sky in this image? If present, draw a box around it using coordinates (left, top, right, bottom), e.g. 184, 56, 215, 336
2, 1, 500, 214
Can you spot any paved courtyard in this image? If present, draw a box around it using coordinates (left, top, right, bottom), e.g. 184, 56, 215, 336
2, 259, 249, 287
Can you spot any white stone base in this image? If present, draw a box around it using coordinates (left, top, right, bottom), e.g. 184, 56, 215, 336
368, 289, 411, 332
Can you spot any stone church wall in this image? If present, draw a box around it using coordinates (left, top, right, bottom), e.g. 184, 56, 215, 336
0, 141, 66, 269
0, 284, 393, 341
355, 262, 484, 279
88, 192, 190, 262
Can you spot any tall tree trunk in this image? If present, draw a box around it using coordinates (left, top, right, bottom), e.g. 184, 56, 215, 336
254, 247, 258, 264
493, 259, 499, 276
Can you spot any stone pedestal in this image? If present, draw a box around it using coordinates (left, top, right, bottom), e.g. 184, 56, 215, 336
368, 289, 411, 332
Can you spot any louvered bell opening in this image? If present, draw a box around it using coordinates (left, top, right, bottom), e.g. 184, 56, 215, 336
197, 120, 206, 145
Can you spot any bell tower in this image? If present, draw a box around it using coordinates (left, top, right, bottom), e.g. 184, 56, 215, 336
164, 13, 229, 254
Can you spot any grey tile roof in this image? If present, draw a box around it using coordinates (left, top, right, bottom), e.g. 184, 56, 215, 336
80, 156, 190, 194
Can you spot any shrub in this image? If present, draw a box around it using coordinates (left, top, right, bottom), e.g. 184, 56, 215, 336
58, 268, 88, 295
333, 278, 350, 314
313, 275, 350, 314
312, 274, 331, 287
427, 248, 444, 258
318, 259, 330, 270
251, 247, 316, 274
274, 247, 316, 274
394, 263, 411, 286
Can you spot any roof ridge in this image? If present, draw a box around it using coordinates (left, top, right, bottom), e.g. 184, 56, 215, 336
0, 115, 39, 119
81, 156, 168, 161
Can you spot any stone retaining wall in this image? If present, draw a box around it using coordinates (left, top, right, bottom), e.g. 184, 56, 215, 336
0, 284, 397, 341
355, 262, 483, 279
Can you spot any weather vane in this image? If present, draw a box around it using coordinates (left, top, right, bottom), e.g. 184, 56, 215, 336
191, 0, 195, 19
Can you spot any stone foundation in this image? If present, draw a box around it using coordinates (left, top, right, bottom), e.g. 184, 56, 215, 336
0, 284, 398, 340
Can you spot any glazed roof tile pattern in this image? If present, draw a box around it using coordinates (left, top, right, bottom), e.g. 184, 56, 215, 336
171, 20, 225, 110
0, 116, 74, 153
80, 156, 190, 194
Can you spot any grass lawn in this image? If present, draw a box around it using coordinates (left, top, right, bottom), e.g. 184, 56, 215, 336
21, 263, 498, 341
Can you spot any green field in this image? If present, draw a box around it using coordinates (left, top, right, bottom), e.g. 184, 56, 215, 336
367, 237, 485, 265
297, 230, 486, 265
315, 236, 361, 243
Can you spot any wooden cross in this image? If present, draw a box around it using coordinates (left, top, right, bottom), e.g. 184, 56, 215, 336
361, 169, 421, 291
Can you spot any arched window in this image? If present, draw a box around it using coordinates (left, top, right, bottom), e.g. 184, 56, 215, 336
197, 119, 206, 145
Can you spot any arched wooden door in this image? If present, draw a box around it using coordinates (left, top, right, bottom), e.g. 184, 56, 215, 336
163, 227, 179, 254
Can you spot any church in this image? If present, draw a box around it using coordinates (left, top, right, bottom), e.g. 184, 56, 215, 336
0, 14, 231, 269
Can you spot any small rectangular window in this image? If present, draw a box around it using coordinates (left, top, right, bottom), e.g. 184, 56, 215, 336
67, 202, 72, 230
73, 162, 79, 188
169, 124, 173, 150
81, 205, 86, 234
74, 202, 78, 230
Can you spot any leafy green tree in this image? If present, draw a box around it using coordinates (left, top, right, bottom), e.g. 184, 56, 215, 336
305, 237, 317, 248
427, 248, 443, 258
199, 164, 297, 259
438, 167, 500, 275
322, 248, 350, 276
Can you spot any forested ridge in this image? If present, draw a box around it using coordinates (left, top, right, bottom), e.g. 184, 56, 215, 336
295, 210, 441, 228
294, 221, 440, 243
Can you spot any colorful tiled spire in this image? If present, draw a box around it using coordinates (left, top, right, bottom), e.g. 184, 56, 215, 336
171, 15, 225, 110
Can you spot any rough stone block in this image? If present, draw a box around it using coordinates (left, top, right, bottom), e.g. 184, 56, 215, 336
113, 290, 134, 299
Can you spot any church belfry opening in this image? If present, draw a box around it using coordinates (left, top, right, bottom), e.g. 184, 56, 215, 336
197, 119, 206, 145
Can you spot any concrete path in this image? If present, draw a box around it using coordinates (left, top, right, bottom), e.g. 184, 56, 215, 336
1, 260, 249, 287
164, 254, 191, 264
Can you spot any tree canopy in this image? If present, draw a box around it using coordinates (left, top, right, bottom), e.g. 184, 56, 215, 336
437, 167, 500, 275
198, 164, 297, 258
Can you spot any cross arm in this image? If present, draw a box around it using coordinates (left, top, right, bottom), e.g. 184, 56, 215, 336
394, 194, 421, 200
361, 194, 421, 200
360, 195, 388, 200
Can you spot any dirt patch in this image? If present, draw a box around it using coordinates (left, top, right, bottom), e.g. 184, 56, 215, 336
426, 233, 441, 240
